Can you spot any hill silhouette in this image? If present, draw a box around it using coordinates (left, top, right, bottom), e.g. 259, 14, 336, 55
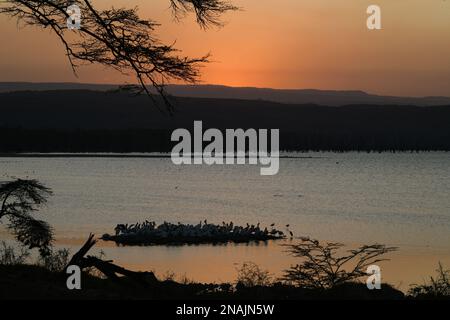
1, 90, 449, 152
1, 82, 450, 107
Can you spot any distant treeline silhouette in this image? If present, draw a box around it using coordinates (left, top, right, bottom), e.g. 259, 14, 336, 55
0, 90, 449, 152
1, 128, 449, 152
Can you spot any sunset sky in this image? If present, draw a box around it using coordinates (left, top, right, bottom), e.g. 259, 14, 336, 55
0, 0, 449, 96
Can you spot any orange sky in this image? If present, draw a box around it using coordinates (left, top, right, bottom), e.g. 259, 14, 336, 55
0, 0, 449, 96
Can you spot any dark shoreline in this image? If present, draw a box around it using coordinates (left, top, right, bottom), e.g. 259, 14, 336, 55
0, 151, 447, 159
0, 153, 326, 159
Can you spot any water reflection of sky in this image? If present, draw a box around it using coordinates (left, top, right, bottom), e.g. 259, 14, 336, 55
1, 152, 450, 290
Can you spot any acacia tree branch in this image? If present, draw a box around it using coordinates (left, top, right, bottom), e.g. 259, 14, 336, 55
0, 0, 237, 115
0, 179, 53, 256
170, 0, 239, 28
282, 238, 397, 289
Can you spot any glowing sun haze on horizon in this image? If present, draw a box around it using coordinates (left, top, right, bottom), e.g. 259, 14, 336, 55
0, 0, 449, 96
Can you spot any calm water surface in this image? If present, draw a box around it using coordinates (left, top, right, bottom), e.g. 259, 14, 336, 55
1, 152, 449, 288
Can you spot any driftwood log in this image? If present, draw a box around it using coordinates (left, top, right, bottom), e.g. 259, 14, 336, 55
66, 234, 157, 285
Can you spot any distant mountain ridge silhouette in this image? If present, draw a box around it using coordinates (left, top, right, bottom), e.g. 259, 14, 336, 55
1, 82, 450, 107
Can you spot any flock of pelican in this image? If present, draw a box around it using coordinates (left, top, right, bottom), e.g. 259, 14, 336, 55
101, 220, 292, 245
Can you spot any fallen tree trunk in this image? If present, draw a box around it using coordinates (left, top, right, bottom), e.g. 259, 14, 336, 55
66, 233, 97, 268
66, 233, 157, 285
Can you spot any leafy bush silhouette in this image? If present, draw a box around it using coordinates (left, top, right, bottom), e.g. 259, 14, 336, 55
0, 241, 30, 265
236, 261, 273, 287
408, 263, 450, 299
38, 248, 70, 272
282, 237, 397, 290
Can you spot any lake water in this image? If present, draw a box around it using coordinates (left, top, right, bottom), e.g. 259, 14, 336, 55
1, 152, 449, 290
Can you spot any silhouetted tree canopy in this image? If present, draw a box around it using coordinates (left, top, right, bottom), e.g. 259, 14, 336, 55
0, 0, 238, 114
0, 179, 53, 256
282, 237, 397, 290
